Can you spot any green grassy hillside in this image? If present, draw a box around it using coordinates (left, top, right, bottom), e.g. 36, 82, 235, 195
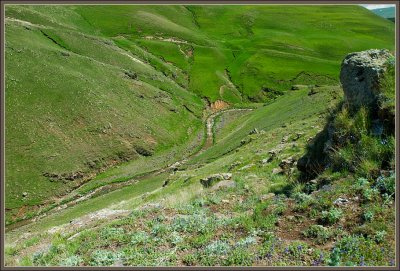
4, 4, 396, 267
5, 4, 395, 225
5, 6, 205, 217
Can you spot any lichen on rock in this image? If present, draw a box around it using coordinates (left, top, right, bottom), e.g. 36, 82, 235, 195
340, 49, 393, 109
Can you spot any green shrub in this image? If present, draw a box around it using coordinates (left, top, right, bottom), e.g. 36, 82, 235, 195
188, 232, 213, 248
374, 174, 395, 196
284, 241, 308, 260
182, 253, 197, 266
172, 212, 215, 234
292, 192, 315, 212
5, 246, 18, 257
362, 210, 374, 222
204, 240, 231, 256
224, 248, 254, 266
90, 250, 121, 266
32, 251, 46, 266
328, 247, 341, 266
329, 234, 388, 266
373, 230, 386, 244
59, 255, 83, 266
353, 177, 370, 190
130, 231, 150, 245
293, 192, 313, 203
168, 231, 183, 246
320, 208, 342, 225
235, 236, 257, 248
100, 227, 125, 241
361, 187, 379, 202
151, 223, 168, 237
303, 225, 332, 244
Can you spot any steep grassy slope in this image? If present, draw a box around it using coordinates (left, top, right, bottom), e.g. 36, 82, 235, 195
5, 6, 204, 218
5, 4, 395, 225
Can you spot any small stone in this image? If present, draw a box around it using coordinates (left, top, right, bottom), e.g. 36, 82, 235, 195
291, 85, 307, 90
259, 193, 275, 202
279, 157, 296, 169
249, 128, 259, 135
287, 215, 295, 221
239, 164, 254, 171
308, 88, 318, 96
22, 192, 28, 197
333, 197, 350, 206
228, 161, 242, 170
272, 168, 283, 175
221, 173, 232, 180
281, 135, 290, 143
261, 156, 274, 164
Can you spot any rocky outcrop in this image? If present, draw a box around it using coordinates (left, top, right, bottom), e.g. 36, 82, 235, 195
200, 173, 232, 188
298, 49, 394, 180
340, 49, 392, 109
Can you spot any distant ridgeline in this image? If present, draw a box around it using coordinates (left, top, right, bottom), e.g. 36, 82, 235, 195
371, 7, 395, 22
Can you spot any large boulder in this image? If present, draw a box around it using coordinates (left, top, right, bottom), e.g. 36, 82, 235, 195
340, 49, 393, 109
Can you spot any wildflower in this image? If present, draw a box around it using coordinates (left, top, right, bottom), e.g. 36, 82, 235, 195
359, 256, 365, 266
297, 245, 303, 251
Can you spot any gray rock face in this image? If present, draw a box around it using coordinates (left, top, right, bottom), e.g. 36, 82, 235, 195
340, 49, 392, 108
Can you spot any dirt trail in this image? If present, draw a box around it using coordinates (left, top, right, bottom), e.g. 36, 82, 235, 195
202, 108, 254, 152
6, 107, 254, 232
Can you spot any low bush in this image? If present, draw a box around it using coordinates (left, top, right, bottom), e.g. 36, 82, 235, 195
320, 208, 342, 225
303, 225, 332, 244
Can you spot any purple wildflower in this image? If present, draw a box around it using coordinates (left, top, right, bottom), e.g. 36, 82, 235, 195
297, 245, 303, 251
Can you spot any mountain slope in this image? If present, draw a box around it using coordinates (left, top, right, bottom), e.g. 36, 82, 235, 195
4, 5, 396, 267
371, 7, 395, 20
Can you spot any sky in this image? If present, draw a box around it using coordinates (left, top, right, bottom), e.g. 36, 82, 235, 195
360, 4, 395, 10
